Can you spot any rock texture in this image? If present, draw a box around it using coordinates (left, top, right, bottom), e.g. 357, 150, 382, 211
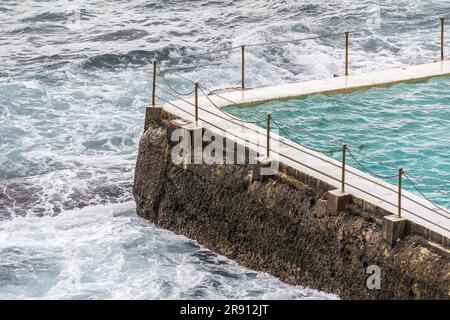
134, 117, 450, 300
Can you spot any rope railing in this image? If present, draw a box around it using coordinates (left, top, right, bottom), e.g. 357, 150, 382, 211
155, 94, 267, 152
403, 171, 450, 198
265, 116, 450, 219
345, 146, 450, 218
346, 147, 399, 171
404, 173, 450, 216
252, 112, 450, 219
155, 81, 267, 128
198, 86, 265, 124
270, 117, 342, 155
149, 16, 450, 230
344, 146, 450, 217
156, 65, 195, 96
346, 147, 400, 180
269, 115, 343, 144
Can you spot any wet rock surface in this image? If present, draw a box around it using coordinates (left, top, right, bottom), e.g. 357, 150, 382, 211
134, 118, 450, 300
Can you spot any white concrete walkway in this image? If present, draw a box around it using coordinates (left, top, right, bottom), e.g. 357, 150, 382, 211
156, 60, 450, 239
211, 60, 450, 106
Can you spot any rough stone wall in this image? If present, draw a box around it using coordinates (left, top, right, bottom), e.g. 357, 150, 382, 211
133, 117, 450, 300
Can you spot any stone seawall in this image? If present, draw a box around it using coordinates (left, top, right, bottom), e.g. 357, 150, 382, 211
133, 114, 450, 300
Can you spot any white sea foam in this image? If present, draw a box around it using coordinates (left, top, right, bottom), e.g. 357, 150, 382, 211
0, 202, 338, 300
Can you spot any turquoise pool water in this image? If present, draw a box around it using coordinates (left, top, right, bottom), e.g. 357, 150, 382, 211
226, 77, 450, 208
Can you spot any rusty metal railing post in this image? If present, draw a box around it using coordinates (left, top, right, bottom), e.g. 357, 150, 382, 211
398, 168, 403, 218
341, 144, 347, 193
345, 32, 349, 76
241, 45, 245, 90
194, 82, 199, 125
266, 113, 271, 158
441, 17, 445, 61
152, 59, 157, 106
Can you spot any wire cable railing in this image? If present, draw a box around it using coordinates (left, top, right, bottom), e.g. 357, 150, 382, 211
157, 68, 195, 96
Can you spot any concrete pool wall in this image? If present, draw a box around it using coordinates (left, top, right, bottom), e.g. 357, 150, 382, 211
134, 110, 449, 299
133, 61, 450, 299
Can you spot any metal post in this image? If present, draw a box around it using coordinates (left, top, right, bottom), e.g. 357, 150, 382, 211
341, 144, 347, 193
398, 168, 403, 218
345, 32, 349, 76
194, 82, 199, 125
266, 113, 271, 158
241, 45, 245, 90
152, 59, 157, 106
441, 17, 445, 61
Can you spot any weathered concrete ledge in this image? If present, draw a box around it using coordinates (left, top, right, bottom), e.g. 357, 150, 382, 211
207, 60, 450, 107
133, 113, 450, 300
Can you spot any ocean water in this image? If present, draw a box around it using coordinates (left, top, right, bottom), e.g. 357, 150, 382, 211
0, 202, 336, 299
226, 77, 450, 208
0, 0, 448, 299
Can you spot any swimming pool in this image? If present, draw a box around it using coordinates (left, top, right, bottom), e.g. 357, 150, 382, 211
226, 76, 450, 208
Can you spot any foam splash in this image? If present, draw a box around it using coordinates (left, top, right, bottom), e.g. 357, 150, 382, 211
0, 202, 338, 300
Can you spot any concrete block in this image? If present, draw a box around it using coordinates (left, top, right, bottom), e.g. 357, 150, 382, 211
252, 156, 275, 182
315, 199, 328, 218
144, 106, 162, 131
430, 230, 443, 244
326, 189, 351, 215
443, 237, 449, 248
382, 214, 407, 246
